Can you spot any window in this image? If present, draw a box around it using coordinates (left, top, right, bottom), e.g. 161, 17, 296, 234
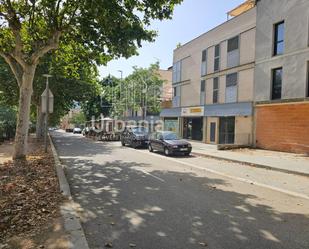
227, 36, 239, 52
213, 77, 219, 103
200, 80, 206, 104
214, 44, 220, 72
225, 73, 238, 103
200, 80, 206, 92
201, 49, 207, 76
227, 36, 239, 68
274, 21, 284, 56
173, 86, 181, 107
173, 61, 182, 83
271, 68, 282, 100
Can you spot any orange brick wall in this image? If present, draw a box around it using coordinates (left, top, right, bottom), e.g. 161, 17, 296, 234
256, 103, 309, 154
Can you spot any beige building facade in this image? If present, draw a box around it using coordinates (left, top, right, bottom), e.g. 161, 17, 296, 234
161, 3, 256, 145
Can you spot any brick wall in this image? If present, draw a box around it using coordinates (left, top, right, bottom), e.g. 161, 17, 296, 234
255, 103, 309, 154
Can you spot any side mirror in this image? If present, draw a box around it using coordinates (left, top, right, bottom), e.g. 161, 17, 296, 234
159, 136, 164, 141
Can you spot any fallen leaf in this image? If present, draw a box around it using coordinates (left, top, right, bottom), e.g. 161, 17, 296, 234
104, 242, 113, 248
199, 242, 208, 247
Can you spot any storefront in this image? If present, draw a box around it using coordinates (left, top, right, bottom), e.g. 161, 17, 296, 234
161, 102, 253, 145
181, 107, 204, 141
163, 118, 179, 134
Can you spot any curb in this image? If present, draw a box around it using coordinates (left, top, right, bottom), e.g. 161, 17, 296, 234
49, 134, 90, 249
191, 152, 309, 178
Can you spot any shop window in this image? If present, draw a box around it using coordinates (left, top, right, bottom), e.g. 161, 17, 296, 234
213, 77, 219, 104
183, 117, 203, 141
271, 67, 282, 100
225, 73, 238, 103
201, 49, 207, 76
274, 21, 284, 56
214, 44, 220, 72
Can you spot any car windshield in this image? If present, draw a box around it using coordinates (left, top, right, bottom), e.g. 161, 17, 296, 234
163, 132, 179, 140
132, 127, 148, 134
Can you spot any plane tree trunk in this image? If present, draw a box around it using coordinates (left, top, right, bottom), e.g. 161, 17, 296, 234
13, 66, 36, 159
0, 30, 61, 159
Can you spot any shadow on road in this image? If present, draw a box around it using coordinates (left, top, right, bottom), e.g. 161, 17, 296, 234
51, 131, 309, 249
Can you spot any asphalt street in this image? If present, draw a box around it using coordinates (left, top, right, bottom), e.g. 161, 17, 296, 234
51, 131, 309, 249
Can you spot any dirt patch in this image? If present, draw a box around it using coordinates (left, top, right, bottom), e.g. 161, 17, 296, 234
0, 138, 69, 248
0, 141, 14, 164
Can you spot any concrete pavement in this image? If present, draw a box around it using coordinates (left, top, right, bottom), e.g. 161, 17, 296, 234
189, 141, 309, 177
51, 131, 309, 249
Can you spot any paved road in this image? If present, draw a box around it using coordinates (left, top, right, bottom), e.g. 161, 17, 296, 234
51, 131, 309, 249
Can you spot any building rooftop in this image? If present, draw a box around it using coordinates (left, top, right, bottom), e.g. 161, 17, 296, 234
227, 0, 255, 17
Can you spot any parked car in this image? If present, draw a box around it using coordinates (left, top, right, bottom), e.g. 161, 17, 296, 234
73, 127, 82, 134
121, 126, 149, 148
148, 131, 192, 156
82, 127, 90, 136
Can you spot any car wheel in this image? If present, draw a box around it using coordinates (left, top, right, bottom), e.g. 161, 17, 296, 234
164, 147, 170, 156
132, 141, 138, 149
121, 140, 125, 146
184, 152, 190, 156
148, 144, 153, 152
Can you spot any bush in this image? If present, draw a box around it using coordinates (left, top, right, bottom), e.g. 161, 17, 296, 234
0, 106, 17, 141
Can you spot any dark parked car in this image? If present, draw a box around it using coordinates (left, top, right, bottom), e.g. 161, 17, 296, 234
121, 126, 149, 148
148, 131, 192, 156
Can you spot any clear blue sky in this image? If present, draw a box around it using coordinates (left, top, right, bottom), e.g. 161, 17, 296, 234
99, 0, 245, 79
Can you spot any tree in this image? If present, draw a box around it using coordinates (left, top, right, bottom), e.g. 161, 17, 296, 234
0, 45, 101, 138
70, 112, 86, 127
0, 0, 182, 159
81, 76, 119, 121
0, 105, 16, 141
106, 63, 164, 118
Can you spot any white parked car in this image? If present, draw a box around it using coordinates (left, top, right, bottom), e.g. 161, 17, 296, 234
73, 127, 82, 134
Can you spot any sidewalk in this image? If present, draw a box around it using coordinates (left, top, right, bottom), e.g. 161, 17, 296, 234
189, 141, 309, 177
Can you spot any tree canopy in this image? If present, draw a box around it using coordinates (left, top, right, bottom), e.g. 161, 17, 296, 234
0, 0, 182, 158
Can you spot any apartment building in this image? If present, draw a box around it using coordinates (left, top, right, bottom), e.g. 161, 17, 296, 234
161, 2, 256, 145
254, 0, 309, 153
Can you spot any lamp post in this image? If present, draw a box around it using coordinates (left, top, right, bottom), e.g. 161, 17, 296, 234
141, 82, 148, 120
42, 74, 52, 153
118, 70, 125, 116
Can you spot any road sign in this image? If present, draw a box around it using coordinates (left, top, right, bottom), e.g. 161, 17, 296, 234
41, 89, 54, 113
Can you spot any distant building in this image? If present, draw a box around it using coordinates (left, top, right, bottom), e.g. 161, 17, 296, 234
159, 67, 173, 108
60, 107, 81, 131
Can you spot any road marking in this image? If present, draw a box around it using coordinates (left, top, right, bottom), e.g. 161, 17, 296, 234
137, 168, 165, 183
134, 148, 309, 201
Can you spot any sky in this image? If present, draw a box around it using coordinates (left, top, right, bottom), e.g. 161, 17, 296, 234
99, 0, 245, 79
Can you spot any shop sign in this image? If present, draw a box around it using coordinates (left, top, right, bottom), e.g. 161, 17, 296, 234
181, 106, 204, 117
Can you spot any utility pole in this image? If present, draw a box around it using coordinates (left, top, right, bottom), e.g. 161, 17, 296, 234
43, 74, 52, 153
